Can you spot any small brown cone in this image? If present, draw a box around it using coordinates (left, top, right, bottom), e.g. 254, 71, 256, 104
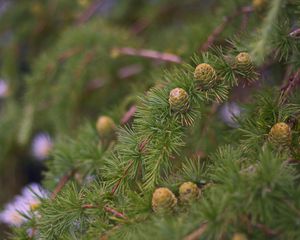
152, 187, 177, 213
194, 63, 218, 89
268, 122, 292, 147
96, 116, 115, 138
179, 182, 200, 203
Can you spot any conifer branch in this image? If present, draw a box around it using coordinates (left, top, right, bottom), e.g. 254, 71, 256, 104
184, 222, 208, 240
111, 47, 182, 63
279, 68, 300, 104
51, 169, 76, 199
111, 160, 134, 195
200, 6, 253, 52
251, 0, 283, 63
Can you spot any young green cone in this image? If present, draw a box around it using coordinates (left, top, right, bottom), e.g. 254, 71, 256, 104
169, 88, 190, 113
235, 52, 254, 73
194, 63, 218, 89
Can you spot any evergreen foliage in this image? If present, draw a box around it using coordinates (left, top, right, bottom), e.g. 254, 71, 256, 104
1, 0, 300, 239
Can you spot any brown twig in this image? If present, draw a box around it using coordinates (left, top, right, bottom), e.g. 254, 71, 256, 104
121, 105, 137, 125
51, 169, 76, 199
111, 160, 134, 195
253, 223, 279, 236
184, 222, 208, 240
104, 205, 128, 219
200, 6, 253, 52
111, 47, 182, 63
82, 204, 97, 209
76, 0, 103, 25
118, 64, 143, 79
82, 204, 127, 219
279, 68, 300, 104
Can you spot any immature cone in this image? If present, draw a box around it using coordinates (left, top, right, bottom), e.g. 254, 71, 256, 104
235, 52, 254, 73
169, 88, 190, 113
194, 63, 218, 89
268, 122, 292, 147
96, 116, 115, 137
152, 187, 177, 213
232, 233, 248, 240
179, 182, 200, 203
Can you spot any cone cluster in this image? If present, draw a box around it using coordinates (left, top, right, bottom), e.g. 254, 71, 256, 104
152, 182, 201, 212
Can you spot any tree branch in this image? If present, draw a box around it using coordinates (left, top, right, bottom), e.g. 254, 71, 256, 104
111, 47, 182, 63
184, 222, 208, 240
200, 6, 253, 52
51, 169, 76, 199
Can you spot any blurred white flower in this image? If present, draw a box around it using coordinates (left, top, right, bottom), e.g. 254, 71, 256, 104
219, 102, 241, 128
0, 183, 47, 226
0, 79, 9, 98
31, 132, 53, 160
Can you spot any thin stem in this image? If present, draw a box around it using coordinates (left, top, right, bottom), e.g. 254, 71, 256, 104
200, 6, 253, 52
103, 205, 128, 219
111, 47, 182, 63
76, 0, 104, 25
184, 222, 208, 240
82, 204, 128, 219
279, 69, 300, 104
289, 28, 300, 38
111, 160, 134, 195
121, 105, 137, 125
51, 169, 76, 199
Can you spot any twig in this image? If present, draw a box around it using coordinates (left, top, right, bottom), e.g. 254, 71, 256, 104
58, 47, 81, 62
111, 47, 182, 63
111, 160, 134, 195
289, 28, 300, 38
279, 69, 300, 104
243, 215, 279, 237
76, 0, 104, 25
200, 6, 253, 52
51, 169, 76, 199
121, 105, 137, 125
253, 223, 279, 236
82, 204, 97, 209
184, 222, 208, 240
118, 64, 143, 79
104, 205, 128, 219
82, 204, 127, 219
